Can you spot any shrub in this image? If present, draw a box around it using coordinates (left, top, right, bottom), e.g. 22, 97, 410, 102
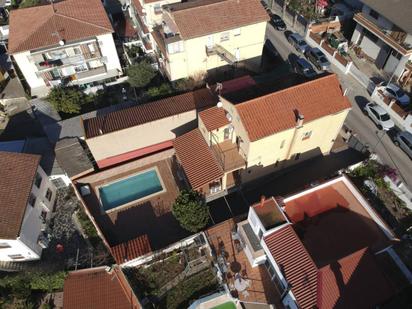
172, 190, 209, 232
76, 207, 99, 239
147, 83, 173, 98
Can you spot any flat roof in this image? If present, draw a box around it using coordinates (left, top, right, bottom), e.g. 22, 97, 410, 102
284, 177, 393, 267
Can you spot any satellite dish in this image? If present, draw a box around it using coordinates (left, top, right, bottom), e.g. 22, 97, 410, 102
217, 101, 223, 108
59, 39, 65, 46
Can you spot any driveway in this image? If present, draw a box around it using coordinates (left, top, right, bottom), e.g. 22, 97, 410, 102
264, 20, 412, 188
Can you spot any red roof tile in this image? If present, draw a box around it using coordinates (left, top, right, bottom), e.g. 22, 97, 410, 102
235, 74, 352, 141
199, 106, 230, 131
84, 88, 217, 138
317, 248, 395, 309
219, 75, 257, 94
264, 225, 318, 309
111, 235, 152, 264
174, 129, 223, 190
168, 0, 269, 40
9, 0, 113, 54
63, 266, 141, 309
0, 152, 40, 239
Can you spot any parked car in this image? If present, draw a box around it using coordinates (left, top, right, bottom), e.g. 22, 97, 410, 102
270, 14, 286, 31
379, 82, 410, 106
363, 102, 395, 130
288, 33, 309, 53
293, 58, 317, 78
305, 47, 330, 71
394, 131, 412, 159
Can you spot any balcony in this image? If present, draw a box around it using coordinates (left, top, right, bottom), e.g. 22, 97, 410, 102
211, 140, 246, 172
206, 44, 237, 65
75, 66, 107, 80
354, 12, 412, 55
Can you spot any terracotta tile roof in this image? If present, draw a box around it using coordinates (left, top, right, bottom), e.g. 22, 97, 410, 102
218, 75, 256, 94
199, 106, 230, 131
317, 248, 395, 309
9, 0, 113, 54
0, 152, 40, 239
168, 0, 269, 40
63, 266, 141, 309
174, 129, 223, 190
84, 88, 217, 138
111, 234, 152, 264
264, 225, 318, 309
234, 74, 352, 142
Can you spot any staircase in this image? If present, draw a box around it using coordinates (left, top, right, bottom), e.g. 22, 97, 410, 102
206, 44, 237, 65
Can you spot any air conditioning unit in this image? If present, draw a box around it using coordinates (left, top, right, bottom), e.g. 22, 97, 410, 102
80, 185, 91, 196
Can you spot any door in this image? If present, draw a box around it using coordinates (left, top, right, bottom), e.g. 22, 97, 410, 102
224, 127, 231, 140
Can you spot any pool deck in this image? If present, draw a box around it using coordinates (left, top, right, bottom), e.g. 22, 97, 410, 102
206, 219, 284, 307
76, 150, 191, 249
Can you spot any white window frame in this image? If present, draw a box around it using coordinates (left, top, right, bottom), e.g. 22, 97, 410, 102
233, 28, 241, 36
220, 32, 230, 42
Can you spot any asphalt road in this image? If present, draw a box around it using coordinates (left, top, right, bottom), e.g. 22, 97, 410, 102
264, 22, 412, 187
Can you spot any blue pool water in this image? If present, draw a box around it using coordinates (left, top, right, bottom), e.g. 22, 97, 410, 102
99, 169, 163, 211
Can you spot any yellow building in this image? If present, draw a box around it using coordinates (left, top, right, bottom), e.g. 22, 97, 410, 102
151, 0, 269, 81
174, 74, 352, 199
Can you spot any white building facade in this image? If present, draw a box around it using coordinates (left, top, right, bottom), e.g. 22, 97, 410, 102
0, 164, 57, 262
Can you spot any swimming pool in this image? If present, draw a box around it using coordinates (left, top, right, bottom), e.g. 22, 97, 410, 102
99, 168, 164, 212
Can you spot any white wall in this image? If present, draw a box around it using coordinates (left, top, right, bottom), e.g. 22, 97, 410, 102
0, 166, 57, 262
97, 33, 123, 75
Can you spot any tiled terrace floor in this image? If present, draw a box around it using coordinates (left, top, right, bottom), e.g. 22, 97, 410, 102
206, 219, 284, 307
77, 152, 191, 249
212, 140, 246, 172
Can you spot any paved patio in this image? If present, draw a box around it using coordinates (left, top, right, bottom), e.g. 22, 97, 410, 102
206, 219, 284, 307
77, 151, 191, 250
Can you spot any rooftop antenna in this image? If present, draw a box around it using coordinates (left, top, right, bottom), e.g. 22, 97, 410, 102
50, 0, 65, 46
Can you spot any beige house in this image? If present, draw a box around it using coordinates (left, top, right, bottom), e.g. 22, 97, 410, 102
151, 0, 269, 81
174, 74, 352, 199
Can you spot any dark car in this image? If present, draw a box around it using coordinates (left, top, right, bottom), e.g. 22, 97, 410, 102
305, 47, 330, 71
270, 14, 286, 31
293, 58, 317, 78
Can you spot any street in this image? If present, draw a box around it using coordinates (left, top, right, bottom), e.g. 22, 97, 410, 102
264, 21, 412, 188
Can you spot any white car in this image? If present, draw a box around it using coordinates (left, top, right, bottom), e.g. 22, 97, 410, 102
380, 82, 410, 106
363, 102, 395, 131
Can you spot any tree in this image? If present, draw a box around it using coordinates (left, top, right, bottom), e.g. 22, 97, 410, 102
172, 190, 209, 232
127, 60, 157, 89
147, 83, 173, 99
47, 87, 86, 114
19, 0, 41, 8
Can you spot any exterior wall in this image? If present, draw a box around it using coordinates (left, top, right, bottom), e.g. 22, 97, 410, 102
0, 166, 56, 262
359, 31, 385, 60
351, 24, 363, 44
362, 5, 393, 31
166, 22, 267, 80
97, 33, 123, 75
13, 33, 122, 97
242, 109, 349, 182
198, 117, 233, 147
13, 51, 48, 97
86, 110, 197, 162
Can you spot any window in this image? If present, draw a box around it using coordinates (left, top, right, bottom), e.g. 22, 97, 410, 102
28, 193, 36, 207
369, 9, 379, 19
8, 254, 24, 260
167, 41, 184, 54
209, 181, 222, 194
73, 47, 82, 55
302, 131, 312, 140
233, 28, 241, 36
88, 43, 96, 53
391, 50, 402, 60
45, 188, 53, 201
34, 172, 42, 188
280, 140, 285, 149
401, 136, 412, 148
220, 32, 230, 42
0, 242, 11, 249
294, 153, 301, 160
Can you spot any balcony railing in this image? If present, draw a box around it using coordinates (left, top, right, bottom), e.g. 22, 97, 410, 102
354, 12, 412, 55
206, 44, 237, 64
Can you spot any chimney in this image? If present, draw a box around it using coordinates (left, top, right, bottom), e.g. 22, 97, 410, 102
260, 195, 266, 207
294, 109, 304, 128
